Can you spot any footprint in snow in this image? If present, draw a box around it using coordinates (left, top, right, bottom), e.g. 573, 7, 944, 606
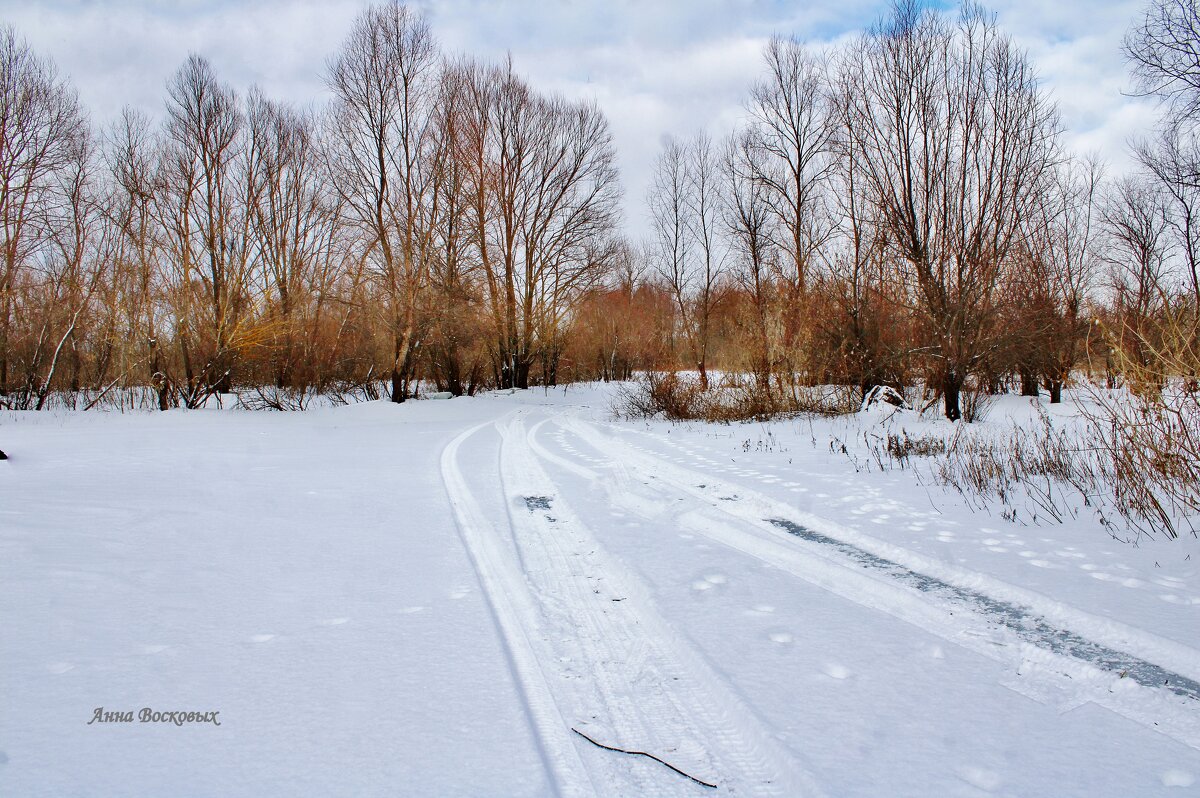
956, 766, 1002, 792
449, 587, 471, 600
1158, 594, 1198, 605
692, 573, 727, 591
822, 663, 852, 679
248, 634, 275, 643
318, 617, 350, 626
1162, 769, 1195, 788
769, 632, 793, 644
751, 604, 775, 614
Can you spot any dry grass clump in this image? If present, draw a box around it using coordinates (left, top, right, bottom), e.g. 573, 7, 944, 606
616, 371, 857, 422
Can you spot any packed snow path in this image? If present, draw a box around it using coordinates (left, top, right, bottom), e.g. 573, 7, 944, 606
2, 387, 1199, 796
442, 411, 817, 795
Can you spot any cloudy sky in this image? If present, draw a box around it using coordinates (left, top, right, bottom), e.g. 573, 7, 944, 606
3, 0, 1160, 238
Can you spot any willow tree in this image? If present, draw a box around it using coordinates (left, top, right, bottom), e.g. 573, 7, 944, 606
0, 26, 87, 397
846, 2, 1060, 420
326, 2, 442, 403
159, 55, 252, 405
458, 61, 620, 389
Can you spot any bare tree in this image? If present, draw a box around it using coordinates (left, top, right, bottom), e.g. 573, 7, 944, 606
1125, 0, 1200, 126
826, 53, 899, 399
423, 64, 480, 396
459, 60, 619, 389
745, 36, 836, 382
845, 2, 1060, 420
1102, 176, 1172, 358
1012, 156, 1104, 402
22, 126, 107, 409
246, 91, 343, 402
1134, 127, 1200, 304
0, 26, 86, 398
326, 1, 441, 403
108, 108, 174, 408
647, 133, 726, 389
159, 54, 252, 406
723, 129, 777, 396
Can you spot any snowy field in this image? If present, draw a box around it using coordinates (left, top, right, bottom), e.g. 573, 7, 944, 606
1, 384, 1198, 796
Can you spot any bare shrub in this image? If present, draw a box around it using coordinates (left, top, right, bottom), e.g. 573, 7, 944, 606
615, 372, 704, 419
615, 371, 856, 421
960, 378, 996, 423
834, 405, 1180, 536
886, 430, 946, 465
1083, 309, 1200, 539
932, 410, 1106, 527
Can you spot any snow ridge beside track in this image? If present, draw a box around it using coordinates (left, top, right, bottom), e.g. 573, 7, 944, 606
556, 413, 1200, 751
443, 410, 819, 795
500, 412, 820, 796
440, 417, 595, 798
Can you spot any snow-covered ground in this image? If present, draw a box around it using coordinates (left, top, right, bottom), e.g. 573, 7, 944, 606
1, 384, 1198, 796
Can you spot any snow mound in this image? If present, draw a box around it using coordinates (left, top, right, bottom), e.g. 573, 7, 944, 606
860, 384, 911, 412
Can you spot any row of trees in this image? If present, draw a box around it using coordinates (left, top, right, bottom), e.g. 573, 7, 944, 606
639, 0, 1200, 421
3, 0, 1198, 419
0, 4, 621, 410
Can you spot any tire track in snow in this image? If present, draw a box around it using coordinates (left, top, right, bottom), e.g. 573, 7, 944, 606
555, 414, 1200, 751
440, 417, 596, 798
503, 412, 821, 796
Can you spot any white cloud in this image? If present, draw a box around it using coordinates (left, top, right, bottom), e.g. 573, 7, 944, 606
0, 0, 1159, 237
990, 0, 1158, 172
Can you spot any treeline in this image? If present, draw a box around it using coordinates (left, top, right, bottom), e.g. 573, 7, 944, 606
634, 0, 1200, 421
0, 3, 624, 410
2, 0, 1198, 417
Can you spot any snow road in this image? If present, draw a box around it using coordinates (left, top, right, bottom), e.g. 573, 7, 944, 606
2, 386, 1199, 796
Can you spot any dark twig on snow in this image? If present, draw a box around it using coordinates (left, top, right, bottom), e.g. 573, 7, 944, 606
570, 726, 717, 789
